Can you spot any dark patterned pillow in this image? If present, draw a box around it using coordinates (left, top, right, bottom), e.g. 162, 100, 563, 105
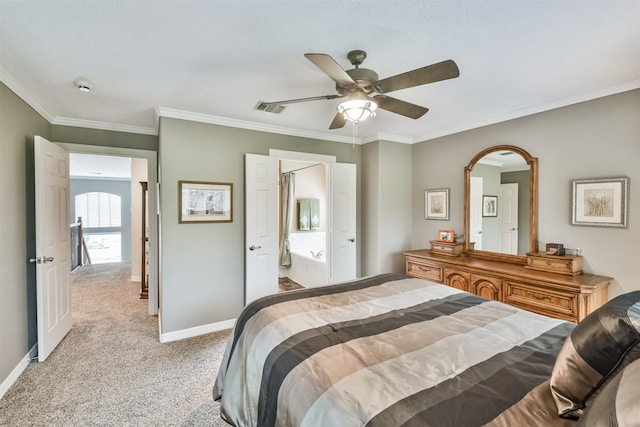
575, 357, 640, 427
549, 291, 640, 418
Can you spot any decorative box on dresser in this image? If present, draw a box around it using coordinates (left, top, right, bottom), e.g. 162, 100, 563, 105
405, 249, 612, 323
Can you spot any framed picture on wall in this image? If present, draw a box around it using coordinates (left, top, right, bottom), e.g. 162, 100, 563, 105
179, 180, 233, 223
571, 177, 628, 227
482, 195, 498, 217
425, 188, 449, 220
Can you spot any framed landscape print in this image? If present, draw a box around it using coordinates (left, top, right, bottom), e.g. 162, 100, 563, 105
179, 180, 233, 223
572, 177, 628, 228
425, 188, 449, 220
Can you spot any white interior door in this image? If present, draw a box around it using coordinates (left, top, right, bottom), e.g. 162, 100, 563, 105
499, 183, 519, 255
470, 176, 483, 250
33, 136, 72, 362
244, 153, 279, 304
330, 162, 356, 283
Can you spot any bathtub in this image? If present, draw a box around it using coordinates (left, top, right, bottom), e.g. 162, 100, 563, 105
286, 232, 328, 287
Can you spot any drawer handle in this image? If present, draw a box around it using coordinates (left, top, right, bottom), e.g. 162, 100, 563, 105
419, 266, 432, 272
527, 291, 551, 301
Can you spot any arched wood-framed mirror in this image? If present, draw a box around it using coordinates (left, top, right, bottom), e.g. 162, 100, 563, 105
464, 145, 538, 264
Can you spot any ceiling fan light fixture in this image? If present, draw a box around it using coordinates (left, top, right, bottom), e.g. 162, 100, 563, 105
337, 94, 377, 123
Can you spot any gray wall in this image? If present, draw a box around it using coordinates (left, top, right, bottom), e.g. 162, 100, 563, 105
0, 82, 50, 387
412, 89, 640, 298
362, 140, 413, 275
51, 125, 158, 151
70, 178, 133, 263
158, 117, 362, 333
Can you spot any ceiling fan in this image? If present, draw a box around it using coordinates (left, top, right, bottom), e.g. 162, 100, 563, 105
258, 50, 460, 129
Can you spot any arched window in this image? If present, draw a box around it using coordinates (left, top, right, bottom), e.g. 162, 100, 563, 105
75, 192, 121, 228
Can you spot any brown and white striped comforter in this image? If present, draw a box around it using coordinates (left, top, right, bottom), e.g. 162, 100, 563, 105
214, 273, 575, 427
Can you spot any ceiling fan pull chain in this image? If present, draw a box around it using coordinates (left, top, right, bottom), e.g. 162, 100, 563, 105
352, 121, 358, 149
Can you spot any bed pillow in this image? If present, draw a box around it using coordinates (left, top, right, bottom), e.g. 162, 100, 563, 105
575, 357, 640, 427
549, 291, 640, 418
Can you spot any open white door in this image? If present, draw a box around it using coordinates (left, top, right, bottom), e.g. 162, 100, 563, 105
499, 183, 519, 255
245, 154, 279, 304
470, 176, 483, 250
330, 162, 356, 283
32, 136, 72, 362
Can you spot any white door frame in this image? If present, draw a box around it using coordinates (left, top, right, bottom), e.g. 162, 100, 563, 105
57, 143, 160, 321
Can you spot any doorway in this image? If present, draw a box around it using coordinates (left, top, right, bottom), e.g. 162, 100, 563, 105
60, 143, 159, 318
278, 160, 328, 289
244, 149, 356, 304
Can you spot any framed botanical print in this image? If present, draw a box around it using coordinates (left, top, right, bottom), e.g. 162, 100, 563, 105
482, 195, 498, 217
572, 177, 628, 227
425, 188, 449, 220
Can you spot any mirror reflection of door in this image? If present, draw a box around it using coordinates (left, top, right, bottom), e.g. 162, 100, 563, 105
499, 183, 518, 255
471, 151, 530, 256
470, 176, 483, 250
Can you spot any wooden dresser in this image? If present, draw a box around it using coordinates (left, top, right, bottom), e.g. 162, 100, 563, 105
404, 249, 612, 323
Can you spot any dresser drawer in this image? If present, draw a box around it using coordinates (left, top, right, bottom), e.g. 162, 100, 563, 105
406, 259, 443, 282
525, 253, 582, 276
504, 280, 578, 321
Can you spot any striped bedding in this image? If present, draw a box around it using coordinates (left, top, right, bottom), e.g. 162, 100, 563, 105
214, 273, 575, 427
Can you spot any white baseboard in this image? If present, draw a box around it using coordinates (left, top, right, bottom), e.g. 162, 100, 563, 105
130, 275, 141, 282
159, 318, 236, 343
0, 345, 36, 400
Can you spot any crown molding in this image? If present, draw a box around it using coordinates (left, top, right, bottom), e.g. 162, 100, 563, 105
51, 117, 158, 136
157, 107, 363, 145
414, 79, 640, 143
363, 132, 414, 144
0, 67, 55, 122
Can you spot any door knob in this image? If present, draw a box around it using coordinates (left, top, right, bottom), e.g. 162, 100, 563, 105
249, 245, 261, 251
348, 238, 355, 242
29, 256, 54, 264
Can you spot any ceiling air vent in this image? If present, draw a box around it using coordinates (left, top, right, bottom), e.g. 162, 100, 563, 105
255, 101, 285, 114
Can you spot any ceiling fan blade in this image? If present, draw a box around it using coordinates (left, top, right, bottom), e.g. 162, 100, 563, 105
260, 94, 342, 107
373, 95, 429, 119
329, 112, 347, 130
374, 60, 460, 93
305, 53, 356, 87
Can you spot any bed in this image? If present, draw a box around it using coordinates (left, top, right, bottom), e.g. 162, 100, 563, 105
214, 273, 640, 427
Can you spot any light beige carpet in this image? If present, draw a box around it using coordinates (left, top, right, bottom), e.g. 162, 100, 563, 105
0, 263, 231, 426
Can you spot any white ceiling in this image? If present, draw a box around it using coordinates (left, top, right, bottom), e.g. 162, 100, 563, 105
1, 1, 639, 145
69, 154, 131, 179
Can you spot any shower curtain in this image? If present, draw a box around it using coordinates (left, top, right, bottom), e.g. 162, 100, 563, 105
279, 172, 295, 267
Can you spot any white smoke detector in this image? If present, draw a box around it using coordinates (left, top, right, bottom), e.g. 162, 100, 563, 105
73, 77, 94, 92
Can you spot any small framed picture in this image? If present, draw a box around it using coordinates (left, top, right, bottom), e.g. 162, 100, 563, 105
179, 180, 233, 223
482, 195, 498, 217
572, 177, 628, 228
437, 229, 455, 243
425, 188, 449, 220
